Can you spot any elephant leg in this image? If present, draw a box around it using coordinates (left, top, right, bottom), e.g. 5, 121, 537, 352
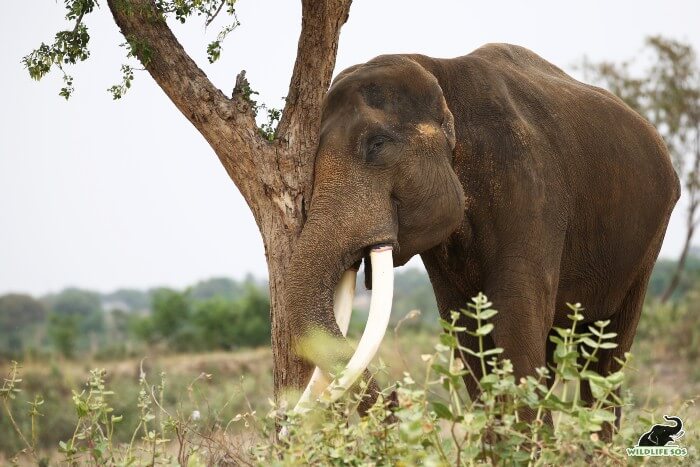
490, 301, 551, 423
579, 268, 652, 441
486, 273, 559, 424
421, 252, 484, 399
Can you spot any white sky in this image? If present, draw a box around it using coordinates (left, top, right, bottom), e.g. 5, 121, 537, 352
1, 1, 699, 296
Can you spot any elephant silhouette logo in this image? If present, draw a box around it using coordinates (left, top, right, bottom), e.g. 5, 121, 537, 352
627, 415, 688, 457
637, 415, 684, 446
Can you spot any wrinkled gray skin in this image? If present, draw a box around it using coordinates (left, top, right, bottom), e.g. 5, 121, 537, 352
637, 416, 684, 446
285, 44, 680, 421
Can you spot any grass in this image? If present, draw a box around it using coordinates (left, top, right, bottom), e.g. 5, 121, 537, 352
1, 296, 699, 465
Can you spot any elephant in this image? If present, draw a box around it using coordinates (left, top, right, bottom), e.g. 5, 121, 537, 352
284, 43, 679, 423
637, 416, 684, 446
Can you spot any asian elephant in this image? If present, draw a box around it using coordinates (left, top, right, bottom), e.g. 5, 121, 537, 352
284, 43, 679, 421
637, 416, 684, 446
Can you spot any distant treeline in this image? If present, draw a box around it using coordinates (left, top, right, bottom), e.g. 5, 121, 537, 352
0, 276, 270, 361
0, 256, 696, 361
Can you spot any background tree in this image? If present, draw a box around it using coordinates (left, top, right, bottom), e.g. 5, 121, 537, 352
147, 288, 194, 350
47, 313, 79, 358
193, 287, 271, 349
0, 294, 47, 357
46, 288, 104, 334
581, 36, 700, 302
25, 0, 353, 397
43, 288, 104, 356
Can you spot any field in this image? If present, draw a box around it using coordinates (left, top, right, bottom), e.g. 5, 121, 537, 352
2, 296, 698, 465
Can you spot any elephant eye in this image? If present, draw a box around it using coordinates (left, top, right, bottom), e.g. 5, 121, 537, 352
365, 135, 389, 162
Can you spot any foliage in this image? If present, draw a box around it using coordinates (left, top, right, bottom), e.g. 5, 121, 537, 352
101, 288, 151, 312
271, 296, 633, 465
636, 290, 700, 363
259, 106, 283, 142
40, 289, 105, 357
47, 314, 79, 358
0, 295, 46, 358
646, 254, 700, 300
0, 263, 694, 364
22, 0, 96, 99
3, 293, 696, 465
193, 288, 271, 349
189, 276, 248, 303
24, 0, 240, 99
48, 288, 105, 334
0, 276, 274, 362
132, 286, 270, 352
21, 0, 292, 142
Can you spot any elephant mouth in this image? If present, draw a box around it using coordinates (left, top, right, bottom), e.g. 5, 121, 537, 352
291, 242, 395, 415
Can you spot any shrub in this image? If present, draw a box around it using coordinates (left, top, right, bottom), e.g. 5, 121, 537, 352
131, 286, 270, 353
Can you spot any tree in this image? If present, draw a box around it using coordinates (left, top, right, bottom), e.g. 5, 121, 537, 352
133, 288, 201, 351
47, 288, 104, 334
193, 287, 270, 349
581, 36, 700, 302
25, 0, 352, 397
0, 294, 47, 330
189, 277, 245, 303
0, 294, 47, 356
48, 313, 79, 358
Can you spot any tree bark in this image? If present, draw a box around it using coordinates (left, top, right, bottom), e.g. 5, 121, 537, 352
107, 0, 352, 398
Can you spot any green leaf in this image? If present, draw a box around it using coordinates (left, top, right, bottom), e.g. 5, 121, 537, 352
475, 323, 494, 336
561, 364, 579, 381
605, 371, 624, 385
581, 337, 600, 349
439, 333, 457, 347
478, 308, 498, 320
591, 408, 617, 423
431, 401, 453, 420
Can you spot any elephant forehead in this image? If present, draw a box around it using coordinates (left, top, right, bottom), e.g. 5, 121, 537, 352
324, 66, 442, 125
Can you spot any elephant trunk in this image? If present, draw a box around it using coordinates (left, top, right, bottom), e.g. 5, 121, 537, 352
284, 206, 396, 412
663, 416, 683, 434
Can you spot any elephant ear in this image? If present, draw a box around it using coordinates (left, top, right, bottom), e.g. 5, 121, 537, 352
441, 99, 456, 150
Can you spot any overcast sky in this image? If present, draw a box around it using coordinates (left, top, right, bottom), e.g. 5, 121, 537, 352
2, 1, 699, 296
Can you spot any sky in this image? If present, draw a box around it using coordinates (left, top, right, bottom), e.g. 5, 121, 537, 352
1, 1, 699, 296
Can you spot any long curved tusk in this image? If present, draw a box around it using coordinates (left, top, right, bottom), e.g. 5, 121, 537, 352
324, 245, 394, 403
292, 267, 357, 414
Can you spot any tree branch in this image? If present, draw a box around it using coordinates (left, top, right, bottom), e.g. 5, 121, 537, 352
276, 0, 352, 145
106, 0, 259, 155
106, 0, 271, 207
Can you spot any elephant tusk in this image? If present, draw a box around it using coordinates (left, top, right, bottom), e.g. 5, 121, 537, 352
291, 267, 357, 415
323, 245, 394, 403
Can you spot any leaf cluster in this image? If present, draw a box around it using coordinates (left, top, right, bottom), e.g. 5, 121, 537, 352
24, 0, 240, 99
22, 0, 95, 99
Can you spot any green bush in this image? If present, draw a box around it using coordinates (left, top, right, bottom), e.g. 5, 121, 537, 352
131, 286, 270, 352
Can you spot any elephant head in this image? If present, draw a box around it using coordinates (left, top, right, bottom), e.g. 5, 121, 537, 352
637, 416, 684, 446
285, 55, 465, 409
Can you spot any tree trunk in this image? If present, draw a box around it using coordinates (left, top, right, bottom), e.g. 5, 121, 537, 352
661, 221, 694, 302
107, 0, 353, 399
661, 129, 700, 303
